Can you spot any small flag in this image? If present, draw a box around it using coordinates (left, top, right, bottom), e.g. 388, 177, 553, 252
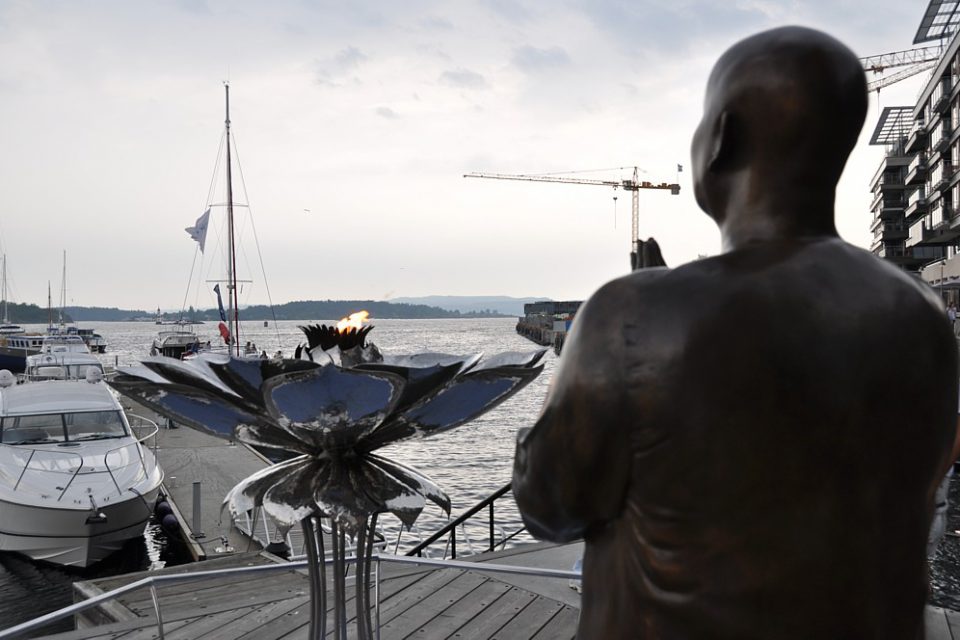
185, 209, 211, 252
218, 321, 231, 345
213, 284, 228, 323
677, 164, 683, 173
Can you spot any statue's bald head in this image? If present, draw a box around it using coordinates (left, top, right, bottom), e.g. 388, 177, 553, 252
692, 27, 867, 227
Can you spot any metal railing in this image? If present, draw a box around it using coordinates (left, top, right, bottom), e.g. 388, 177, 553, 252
404, 482, 526, 559
1, 417, 159, 501
0, 552, 581, 640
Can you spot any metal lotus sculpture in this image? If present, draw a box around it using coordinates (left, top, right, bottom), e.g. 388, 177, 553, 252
108, 321, 545, 640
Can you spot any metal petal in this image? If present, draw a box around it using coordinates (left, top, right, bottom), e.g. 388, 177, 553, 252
107, 376, 277, 442
313, 457, 426, 531
262, 365, 405, 449
354, 361, 464, 414
366, 454, 451, 515
222, 455, 312, 521
140, 355, 242, 400
379, 353, 482, 373
206, 356, 321, 408
362, 365, 544, 449
262, 457, 331, 528
234, 423, 314, 456
474, 349, 547, 371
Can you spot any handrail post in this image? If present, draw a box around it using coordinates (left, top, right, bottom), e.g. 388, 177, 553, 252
149, 584, 165, 640
489, 502, 495, 552
451, 528, 456, 560
375, 556, 382, 640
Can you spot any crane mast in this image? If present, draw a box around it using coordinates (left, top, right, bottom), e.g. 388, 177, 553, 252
464, 167, 680, 269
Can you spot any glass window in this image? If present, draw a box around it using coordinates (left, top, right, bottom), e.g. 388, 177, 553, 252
1, 414, 65, 444
64, 411, 127, 441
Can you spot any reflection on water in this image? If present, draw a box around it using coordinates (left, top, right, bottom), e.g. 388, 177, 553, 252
0, 520, 177, 633
929, 473, 960, 610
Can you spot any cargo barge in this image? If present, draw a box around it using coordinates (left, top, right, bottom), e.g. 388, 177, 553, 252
516, 300, 581, 355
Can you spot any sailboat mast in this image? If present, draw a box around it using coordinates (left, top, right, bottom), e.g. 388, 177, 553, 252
224, 83, 240, 356
2, 255, 8, 325
59, 250, 66, 327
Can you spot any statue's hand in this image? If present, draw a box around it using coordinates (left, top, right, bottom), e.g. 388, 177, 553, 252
634, 237, 668, 269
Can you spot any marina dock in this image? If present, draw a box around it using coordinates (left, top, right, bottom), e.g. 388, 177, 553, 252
123, 401, 283, 561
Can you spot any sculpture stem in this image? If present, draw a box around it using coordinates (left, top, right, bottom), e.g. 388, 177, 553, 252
301, 516, 326, 640
355, 519, 368, 639
363, 513, 378, 637
330, 519, 346, 640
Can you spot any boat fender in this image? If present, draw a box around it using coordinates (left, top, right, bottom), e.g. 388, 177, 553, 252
161, 513, 180, 532
155, 501, 173, 518
0, 370, 14, 388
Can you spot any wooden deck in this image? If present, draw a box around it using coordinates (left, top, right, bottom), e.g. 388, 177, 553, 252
36, 543, 582, 640
10, 539, 960, 640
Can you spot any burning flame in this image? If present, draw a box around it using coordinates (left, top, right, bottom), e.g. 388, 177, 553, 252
336, 311, 370, 332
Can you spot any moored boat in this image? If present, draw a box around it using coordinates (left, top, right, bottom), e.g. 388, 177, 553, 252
0, 375, 163, 567
150, 321, 205, 358
23, 334, 104, 382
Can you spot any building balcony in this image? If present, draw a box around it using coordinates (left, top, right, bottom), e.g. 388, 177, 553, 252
932, 163, 956, 191
906, 206, 960, 247
905, 154, 927, 185
872, 190, 905, 213
906, 126, 927, 154
934, 77, 953, 113
904, 194, 927, 218
935, 131, 953, 154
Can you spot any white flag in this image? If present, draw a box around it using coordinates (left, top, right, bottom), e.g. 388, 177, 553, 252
185, 209, 211, 252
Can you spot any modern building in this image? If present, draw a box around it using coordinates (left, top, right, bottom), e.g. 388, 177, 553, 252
868, 2, 960, 299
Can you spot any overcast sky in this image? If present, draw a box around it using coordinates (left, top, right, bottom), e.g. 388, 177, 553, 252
0, 0, 934, 311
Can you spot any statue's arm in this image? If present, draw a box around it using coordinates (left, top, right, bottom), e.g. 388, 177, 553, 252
512, 284, 632, 542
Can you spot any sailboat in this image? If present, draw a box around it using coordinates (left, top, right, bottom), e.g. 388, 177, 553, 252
0, 256, 24, 336
0, 256, 45, 372
154, 83, 272, 360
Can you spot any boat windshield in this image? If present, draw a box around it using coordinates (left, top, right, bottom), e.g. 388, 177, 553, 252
0, 410, 128, 444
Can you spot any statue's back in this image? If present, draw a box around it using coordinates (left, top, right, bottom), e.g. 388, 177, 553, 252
583, 238, 958, 639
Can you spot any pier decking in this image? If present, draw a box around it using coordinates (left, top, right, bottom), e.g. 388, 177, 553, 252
43, 543, 583, 640
125, 401, 282, 560
8, 539, 960, 639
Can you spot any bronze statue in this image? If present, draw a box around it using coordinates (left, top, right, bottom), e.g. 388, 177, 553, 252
513, 26, 959, 639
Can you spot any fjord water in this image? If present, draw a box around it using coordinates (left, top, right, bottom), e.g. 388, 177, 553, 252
0, 317, 558, 630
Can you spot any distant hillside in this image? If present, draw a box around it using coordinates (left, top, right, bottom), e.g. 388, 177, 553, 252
390, 296, 550, 317
2, 303, 71, 324
64, 300, 511, 322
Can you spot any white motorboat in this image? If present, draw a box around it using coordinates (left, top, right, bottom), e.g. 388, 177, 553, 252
24, 335, 104, 382
151, 321, 205, 359
0, 375, 163, 567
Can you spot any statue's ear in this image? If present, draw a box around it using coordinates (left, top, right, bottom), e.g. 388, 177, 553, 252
707, 110, 734, 172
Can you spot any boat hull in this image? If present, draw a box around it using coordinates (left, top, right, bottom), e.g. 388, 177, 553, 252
0, 486, 160, 567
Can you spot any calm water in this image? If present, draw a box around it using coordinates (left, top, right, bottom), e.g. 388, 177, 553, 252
0, 317, 557, 631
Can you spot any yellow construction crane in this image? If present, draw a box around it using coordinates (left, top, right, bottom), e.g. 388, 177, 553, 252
464, 166, 680, 269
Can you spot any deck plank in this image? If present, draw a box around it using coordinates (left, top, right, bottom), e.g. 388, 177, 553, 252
944, 607, 960, 640
489, 595, 564, 640
405, 575, 513, 639
378, 571, 489, 638
531, 604, 579, 640
929, 606, 954, 640
449, 586, 538, 640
